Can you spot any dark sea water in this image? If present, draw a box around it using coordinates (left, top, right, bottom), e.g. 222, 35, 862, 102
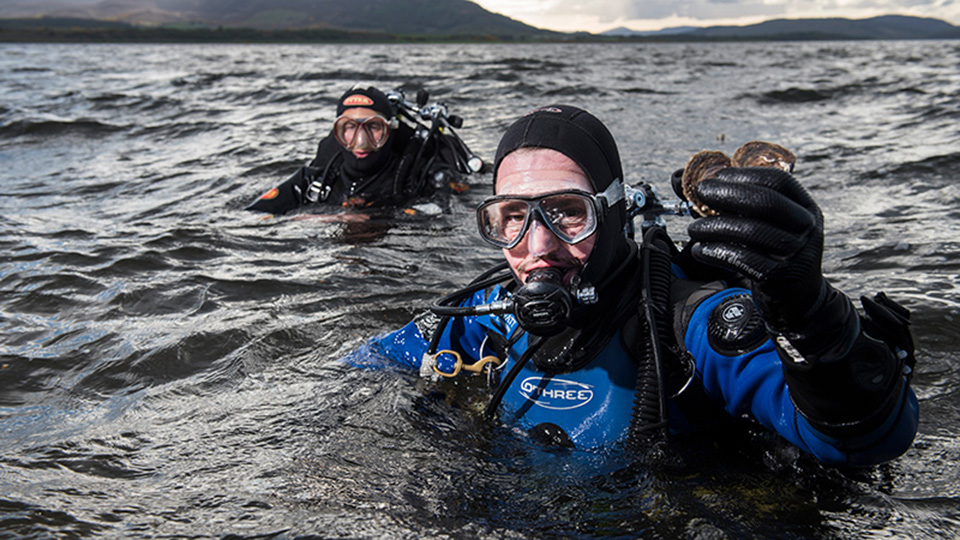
1, 41, 959, 538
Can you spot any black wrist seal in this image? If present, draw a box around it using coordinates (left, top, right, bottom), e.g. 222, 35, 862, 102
774, 288, 915, 438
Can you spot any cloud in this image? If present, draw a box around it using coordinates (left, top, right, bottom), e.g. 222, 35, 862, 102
477, 0, 790, 23
622, 0, 786, 21
475, 0, 960, 32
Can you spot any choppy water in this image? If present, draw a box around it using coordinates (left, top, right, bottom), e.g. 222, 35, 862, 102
1, 40, 959, 538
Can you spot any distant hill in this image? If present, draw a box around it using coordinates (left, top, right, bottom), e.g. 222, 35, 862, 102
2, 3, 958, 42
0, 0, 559, 39
603, 25, 699, 37
608, 15, 960, 40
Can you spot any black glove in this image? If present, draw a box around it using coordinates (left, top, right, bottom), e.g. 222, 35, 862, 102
687, 167, 826, 331
688, 168, 915, 436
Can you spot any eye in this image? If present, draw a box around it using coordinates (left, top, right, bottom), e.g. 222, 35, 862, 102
496, 202, 528, 237
544, 198, 588, 224
504, 210, 526, 223
340, 120, 359, 135
498, 202, 527, 222
366, 121, 386, 140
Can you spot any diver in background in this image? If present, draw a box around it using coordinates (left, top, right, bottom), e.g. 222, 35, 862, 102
347, 104, 918, 466
246, 84, 474, 217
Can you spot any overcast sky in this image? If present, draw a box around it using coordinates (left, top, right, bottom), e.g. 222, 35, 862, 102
472, 0, 960, 33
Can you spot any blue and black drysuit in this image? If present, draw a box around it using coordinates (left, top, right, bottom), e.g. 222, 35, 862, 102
351, 239, 919, 468
344, 103, 918, 468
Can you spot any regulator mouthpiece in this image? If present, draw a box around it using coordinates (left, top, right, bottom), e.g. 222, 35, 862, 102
513, 268, 595, 336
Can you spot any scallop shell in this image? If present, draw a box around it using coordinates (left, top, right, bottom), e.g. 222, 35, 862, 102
680, 141, 797, 217
731, 141, 796, 172
681, 150, 731, 217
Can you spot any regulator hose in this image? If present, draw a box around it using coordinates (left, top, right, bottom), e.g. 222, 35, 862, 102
428, 262, 512, 318
429, 265, 588, 339
483, 335, 543, 420
427, 262, 512, 354
627, 227, 672, 449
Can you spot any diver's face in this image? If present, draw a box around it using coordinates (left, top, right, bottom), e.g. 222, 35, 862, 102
337, 107, 388, 159
495, 148, 597, 285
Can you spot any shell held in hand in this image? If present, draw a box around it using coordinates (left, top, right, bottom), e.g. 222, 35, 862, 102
681, 150, 731, 217
731, 140, 796, 171
681, 141, 796, 217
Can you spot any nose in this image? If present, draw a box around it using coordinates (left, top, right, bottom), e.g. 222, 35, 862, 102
351, 126, 371, 150
525, 217, 559, 257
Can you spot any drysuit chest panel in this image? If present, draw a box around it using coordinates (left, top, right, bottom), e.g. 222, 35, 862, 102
499, 332, 639, 449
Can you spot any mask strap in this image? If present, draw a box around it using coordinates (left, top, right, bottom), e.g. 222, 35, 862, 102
597, 178, 624, 208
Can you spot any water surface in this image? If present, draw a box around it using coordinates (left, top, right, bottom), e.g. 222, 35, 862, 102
1, 41, 959, 538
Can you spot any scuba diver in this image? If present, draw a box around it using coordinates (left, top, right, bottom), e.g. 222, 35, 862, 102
246, 84, 483, 216
349, 105, 918, 465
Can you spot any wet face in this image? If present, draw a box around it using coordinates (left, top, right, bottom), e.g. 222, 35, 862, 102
495, 148, 597, 285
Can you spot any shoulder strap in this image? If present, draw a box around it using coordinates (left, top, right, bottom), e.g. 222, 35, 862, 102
394, 134, 427, 198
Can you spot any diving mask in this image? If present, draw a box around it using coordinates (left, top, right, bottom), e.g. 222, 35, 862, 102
333, 114, 392, 151
476, 180, 624, 249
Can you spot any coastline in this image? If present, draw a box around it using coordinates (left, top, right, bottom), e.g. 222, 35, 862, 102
3, 17, 958, 43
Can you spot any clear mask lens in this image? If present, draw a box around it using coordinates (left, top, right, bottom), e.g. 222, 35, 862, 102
333, 115, 391, 151
477, 191, 598, 249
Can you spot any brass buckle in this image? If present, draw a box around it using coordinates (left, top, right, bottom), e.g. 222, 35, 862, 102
429, 349, 502, 378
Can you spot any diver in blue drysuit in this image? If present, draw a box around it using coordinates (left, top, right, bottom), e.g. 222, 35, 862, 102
348, 105, 918, 467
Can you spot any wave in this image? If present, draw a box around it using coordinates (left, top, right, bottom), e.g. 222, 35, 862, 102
622, 87, 676, 95
0, 118, 125, 138
129, 120, 222, 140
86, 93, 183, 114
496, 57, 569, 71
748, 80, 934, 106
860, 152, 960, 184
280, 69, 384, 82
543, 84, 605, 97
754, 87, 833, 104
170, 70, 261, 88
240, 159, 304, 178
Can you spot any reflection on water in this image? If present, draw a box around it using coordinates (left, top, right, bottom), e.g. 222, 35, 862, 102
1, 40, 959, 538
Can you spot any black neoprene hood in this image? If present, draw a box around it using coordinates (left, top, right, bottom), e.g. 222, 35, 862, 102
493, 105, 623, 195
336, 85, 395, 119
